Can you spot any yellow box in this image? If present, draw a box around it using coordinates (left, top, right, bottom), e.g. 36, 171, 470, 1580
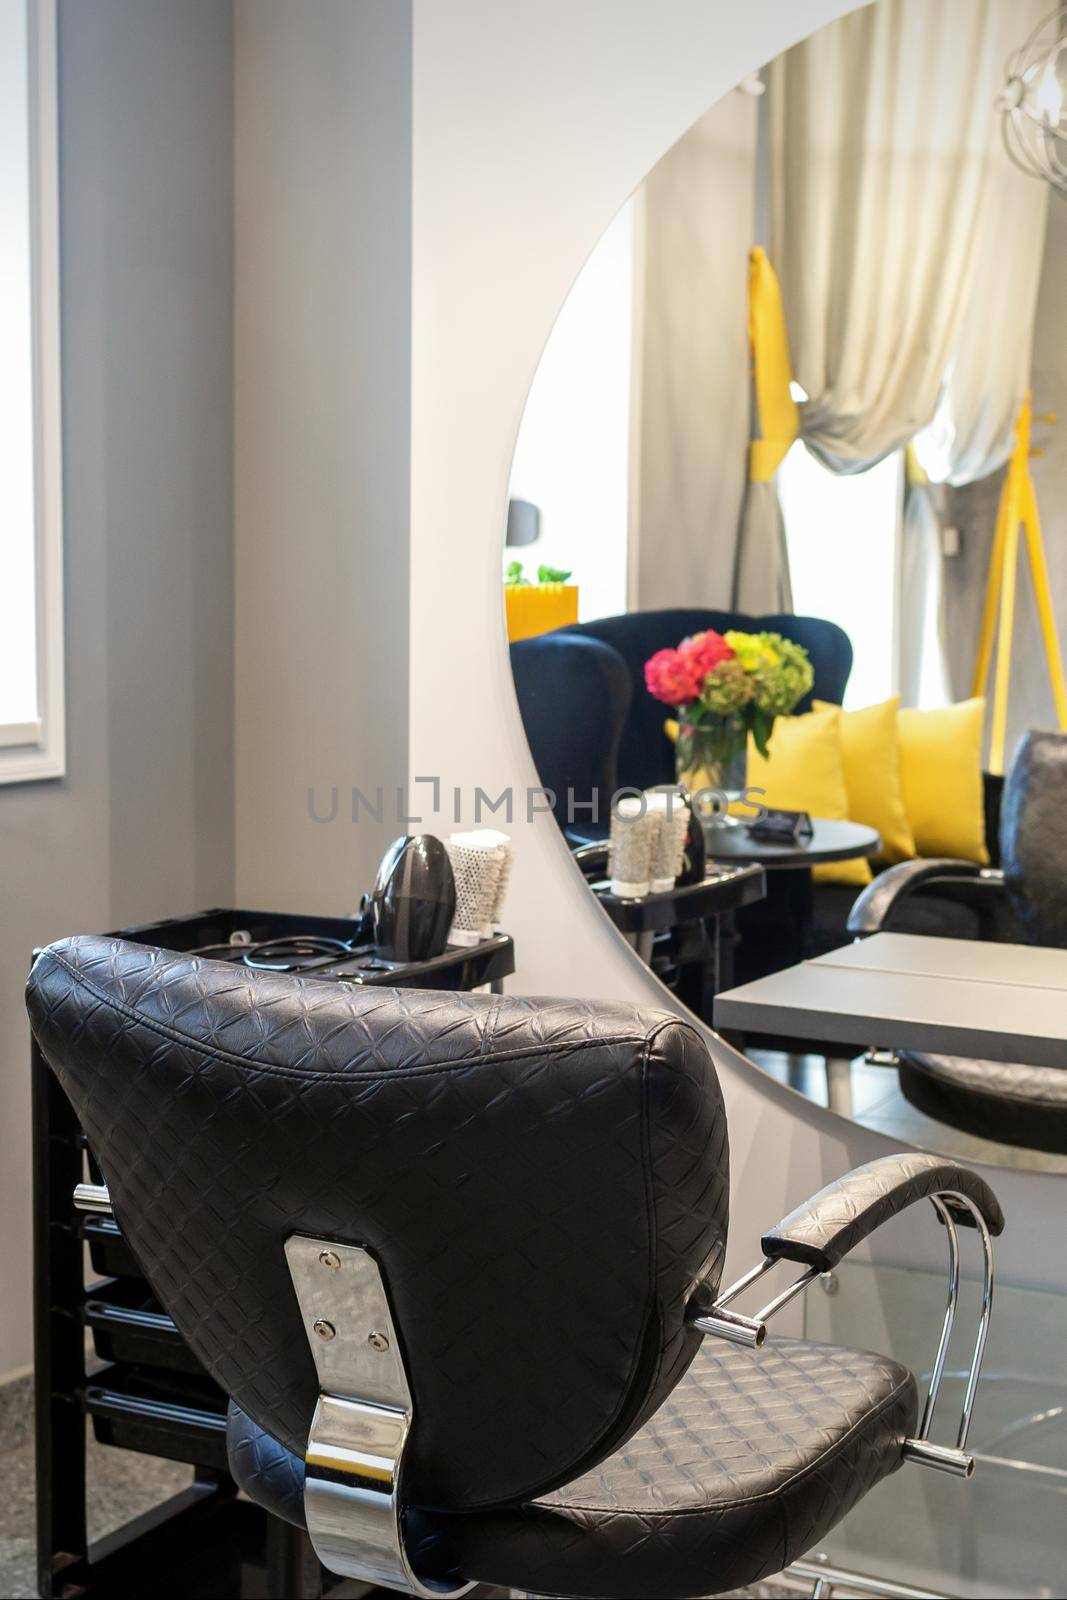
505, 583, 579, 642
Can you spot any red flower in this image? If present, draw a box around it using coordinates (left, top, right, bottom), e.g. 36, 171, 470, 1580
644, 647, 703, 707
679, 629, 734, 678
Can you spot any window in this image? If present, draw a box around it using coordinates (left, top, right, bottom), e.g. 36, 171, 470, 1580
507, 200, 634, 621
778, 442, 903, 710
0, 0, 63, 782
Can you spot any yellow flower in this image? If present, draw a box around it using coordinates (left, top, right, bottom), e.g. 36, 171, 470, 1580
725, 630, 780, 671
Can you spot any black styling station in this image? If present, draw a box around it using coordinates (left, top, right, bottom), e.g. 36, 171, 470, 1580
32, 873, 513, 1598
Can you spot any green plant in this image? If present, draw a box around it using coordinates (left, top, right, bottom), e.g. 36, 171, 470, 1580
504, 560, 573, 586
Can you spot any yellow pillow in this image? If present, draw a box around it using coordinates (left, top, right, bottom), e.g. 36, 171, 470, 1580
746, 706, 871, 887
897, 698, 988, 863
813, 696, 915, 865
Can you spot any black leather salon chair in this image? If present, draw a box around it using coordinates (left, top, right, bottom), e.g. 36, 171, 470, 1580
27, 935, 1003, 1598
849, 728, 1067, 1153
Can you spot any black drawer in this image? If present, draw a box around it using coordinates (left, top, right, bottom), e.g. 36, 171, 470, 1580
80, 1213, 140, 1279
83, 1279, 206, 1375
85, 1363, 229, 1469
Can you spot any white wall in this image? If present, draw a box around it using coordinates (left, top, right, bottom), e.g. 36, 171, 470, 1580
507, 201, 633, 621
410, 0, 1067, 1296
234, 0, 412, 912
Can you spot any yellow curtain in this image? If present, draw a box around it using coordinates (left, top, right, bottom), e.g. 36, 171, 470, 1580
971, 395, 1067, 773
746, 245, 799, 483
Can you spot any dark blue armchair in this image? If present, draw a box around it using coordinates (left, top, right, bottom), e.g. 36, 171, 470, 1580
510, 609, 854, 996
511, 609, 853, 828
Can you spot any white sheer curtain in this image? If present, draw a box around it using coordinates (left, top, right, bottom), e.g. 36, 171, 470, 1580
915, 155, 1049, 488
737, 0, 1049, 683
904, 30, 1049, 704
768, 0, 1023, 470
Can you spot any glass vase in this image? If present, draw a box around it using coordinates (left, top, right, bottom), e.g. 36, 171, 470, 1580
674, 720, 745, 825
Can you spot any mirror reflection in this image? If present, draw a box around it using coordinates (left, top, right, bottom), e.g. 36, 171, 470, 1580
507, 0, 1067, 1176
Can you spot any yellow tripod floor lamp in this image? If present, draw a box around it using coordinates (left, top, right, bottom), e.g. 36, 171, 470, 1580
972, 395, 1067, 775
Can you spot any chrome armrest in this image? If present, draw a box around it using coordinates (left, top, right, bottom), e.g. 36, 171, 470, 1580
847, 859, 1005, 936
687, 1154, 1003, 1478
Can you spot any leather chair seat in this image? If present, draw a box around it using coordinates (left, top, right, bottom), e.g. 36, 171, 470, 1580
230, 1337, 916, 1598
899, 1051, 1067, 1155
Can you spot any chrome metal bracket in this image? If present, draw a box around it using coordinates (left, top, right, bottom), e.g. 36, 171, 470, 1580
688, 1255, 819, 1347
285, 1235, 473, 1598
73, 1181, 112, 1216
901, 1191, 995, 1478
863, 1048, 901, 1068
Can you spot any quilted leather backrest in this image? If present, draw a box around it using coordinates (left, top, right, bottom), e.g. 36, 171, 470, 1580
27, 935, 729, 1512
1001, 729, 1067, 946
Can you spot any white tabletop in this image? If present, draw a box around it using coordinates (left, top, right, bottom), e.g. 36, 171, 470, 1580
713, 933, 1067, 1068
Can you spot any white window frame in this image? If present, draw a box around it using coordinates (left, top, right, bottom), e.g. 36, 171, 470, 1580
1, 0, 64, 784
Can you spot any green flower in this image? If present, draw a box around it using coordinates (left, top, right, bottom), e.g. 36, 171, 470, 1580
746, 632, 814, 715
699, 658, 754, 716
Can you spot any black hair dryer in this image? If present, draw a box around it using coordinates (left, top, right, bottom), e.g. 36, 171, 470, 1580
368, 835, 456, 962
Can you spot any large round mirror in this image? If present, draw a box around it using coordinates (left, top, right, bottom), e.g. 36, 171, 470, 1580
506, 0, 1067, 1178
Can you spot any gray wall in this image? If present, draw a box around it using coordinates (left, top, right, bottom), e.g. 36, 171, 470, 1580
1, 0, 413, 1379
0, 0, 234, 1379
234, 0, 412, 912
945, 196, 1067, 766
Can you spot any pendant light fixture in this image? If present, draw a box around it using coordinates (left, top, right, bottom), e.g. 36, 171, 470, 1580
1001, 7, 1067, 196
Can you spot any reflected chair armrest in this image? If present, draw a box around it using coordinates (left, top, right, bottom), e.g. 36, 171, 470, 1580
569, 837, 608, 884
687, 1153, 1003, 1477
569, 839, 607, 866
847, 859, 1006, 936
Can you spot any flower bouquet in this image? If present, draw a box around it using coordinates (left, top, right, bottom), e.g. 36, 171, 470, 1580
644, 629, 814, 788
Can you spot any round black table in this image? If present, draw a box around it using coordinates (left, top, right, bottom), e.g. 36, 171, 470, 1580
700, 817, 881, 870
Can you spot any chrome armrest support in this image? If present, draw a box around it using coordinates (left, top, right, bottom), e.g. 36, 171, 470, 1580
73, 1181, 112, 1216
900, 1191, 995, 1478
688, 1256, 820, 1348
689, 1185, 995, 1480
